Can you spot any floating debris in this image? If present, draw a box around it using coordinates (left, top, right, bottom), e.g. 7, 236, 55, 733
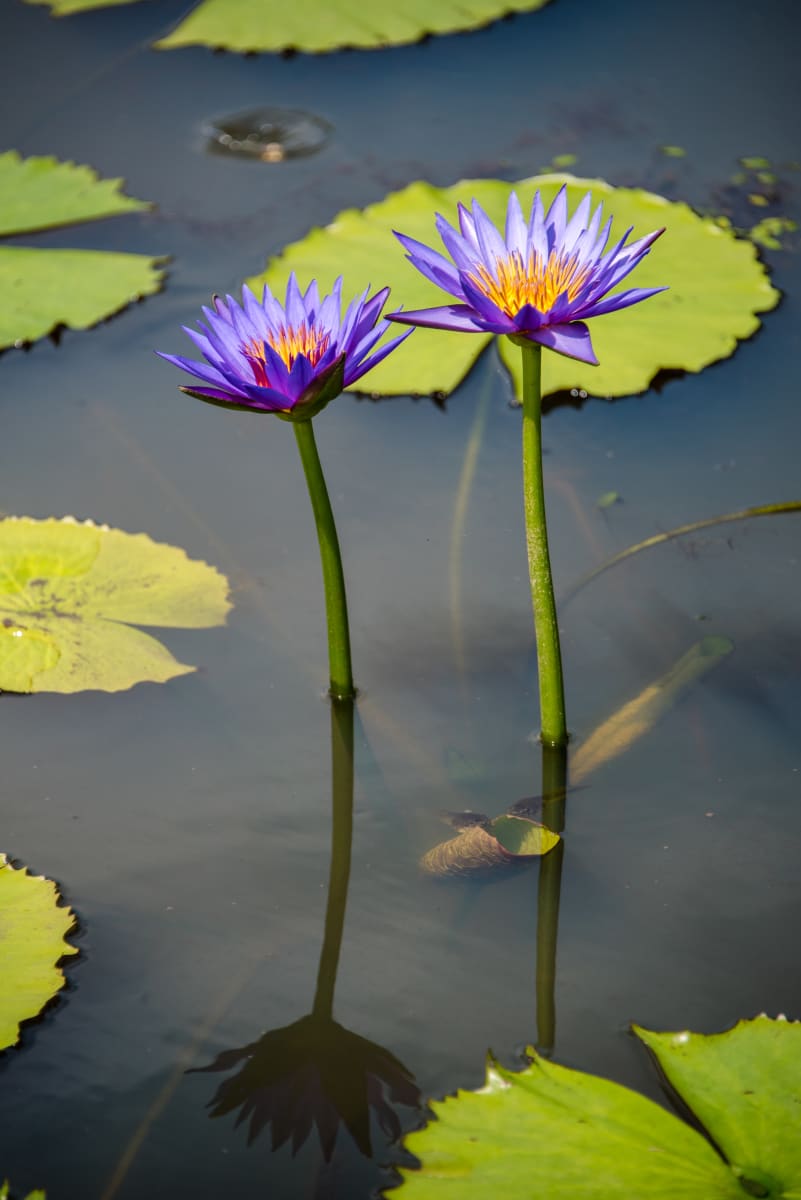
204, 107, 332, 162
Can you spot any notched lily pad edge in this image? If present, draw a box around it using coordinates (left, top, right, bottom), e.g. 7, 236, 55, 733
0, 254, 171, 354
0, 852, 80, 1054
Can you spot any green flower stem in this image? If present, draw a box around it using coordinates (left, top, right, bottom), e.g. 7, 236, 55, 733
313, 697, 355, 1021
520, 342, 567, 747
535, 744, 567, 1056
293, 418, 355, 700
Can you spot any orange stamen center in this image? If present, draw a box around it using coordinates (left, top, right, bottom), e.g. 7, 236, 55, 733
469, 249, 590, 316
245, 322, 330, 386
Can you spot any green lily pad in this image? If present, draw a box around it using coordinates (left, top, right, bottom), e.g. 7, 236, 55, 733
0, 151, 165, 349
247, 175, 779, 401
24, 0, 551, 47
154, 0, 550, 52
635, 1017, 801, 1197
0, 853, 78, 1053
0, 517, 231, 694
396, 1016, 800, 1199
0, 1184, 46, 1200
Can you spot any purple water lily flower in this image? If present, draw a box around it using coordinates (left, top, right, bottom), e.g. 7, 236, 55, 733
388, 186, 666, 365
158, 274, 411, 419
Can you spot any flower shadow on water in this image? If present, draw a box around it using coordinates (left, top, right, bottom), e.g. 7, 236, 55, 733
188, 700, 422, 1162
191, 1014, 420, 1160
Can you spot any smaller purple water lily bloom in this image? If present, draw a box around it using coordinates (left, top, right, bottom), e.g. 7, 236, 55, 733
158, 275, 411, 420
388, 186, 666, 365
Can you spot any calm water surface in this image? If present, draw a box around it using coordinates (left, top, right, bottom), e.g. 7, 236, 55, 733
1, 0, 800, 1195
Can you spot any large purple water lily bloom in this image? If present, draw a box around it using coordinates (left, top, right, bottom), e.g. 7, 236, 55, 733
388, 186, 666, 365
158, 274, 411, 419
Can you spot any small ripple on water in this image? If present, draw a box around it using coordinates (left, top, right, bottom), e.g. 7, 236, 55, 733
203, 106, 332, 162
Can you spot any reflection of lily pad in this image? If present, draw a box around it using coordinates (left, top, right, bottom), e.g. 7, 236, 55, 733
0, 151, 165, 349
396, 1015, 800, 1199
24, 0, 551, 51
0, 517, 231, 694
248, 175, 778, 401
0, 853, 78, 1053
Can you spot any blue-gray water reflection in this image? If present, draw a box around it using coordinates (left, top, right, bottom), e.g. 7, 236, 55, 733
1, 0, 801, 1196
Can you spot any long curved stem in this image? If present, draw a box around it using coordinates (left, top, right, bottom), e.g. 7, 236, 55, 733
293, 419, 355, 700
312, 698, 355, 1020
520, 342, 567, 747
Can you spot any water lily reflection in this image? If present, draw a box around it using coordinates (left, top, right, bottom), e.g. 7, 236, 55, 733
190, 700, 421, 1160
193, 1013, 419, 1159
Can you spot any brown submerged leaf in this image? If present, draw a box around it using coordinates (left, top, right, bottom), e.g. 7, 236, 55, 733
420, 816, 559, 878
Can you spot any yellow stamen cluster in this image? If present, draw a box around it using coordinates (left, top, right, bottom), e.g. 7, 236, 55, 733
247, 322, 330, 373
469, 250, 591, 317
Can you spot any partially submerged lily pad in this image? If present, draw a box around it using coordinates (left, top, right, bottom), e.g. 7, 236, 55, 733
395, 1015, 800, 1198
0, 853, 78, 1052
0, 517, 231, 693
248, 175, 779, 401
420, 814, 559, 878
0, 151, 165, 349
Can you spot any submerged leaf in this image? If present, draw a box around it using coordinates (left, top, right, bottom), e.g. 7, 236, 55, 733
248, 175, 778, 401
0, 517, 231, 694
0, 152, 165, 349
0, 853, 78, 1052
420, 815, 558, 878
396, 1016, 801, 1199
154, 0, 551, 53
570, 637, 733, 784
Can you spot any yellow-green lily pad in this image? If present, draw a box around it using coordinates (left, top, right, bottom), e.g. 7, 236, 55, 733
0, 853, 78, 1053
0, 1184, 46, 1200
247, 175, 779, 401
23, 0, 551, 51
0, 151, 165, 349
0, 517, 231, 694
395, 1016, 801, 1199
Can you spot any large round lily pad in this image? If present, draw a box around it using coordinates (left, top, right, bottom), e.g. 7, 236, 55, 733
23, 0, 551, 51
0, 517, 231, 694
395, 1015, 801, 1199
0, 151, 165, 350
247, 175, 779, 401
0, 853, 78, 1052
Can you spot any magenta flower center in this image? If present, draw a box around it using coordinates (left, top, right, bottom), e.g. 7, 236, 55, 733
469, 249, 591, 317
245, 322, 332, 385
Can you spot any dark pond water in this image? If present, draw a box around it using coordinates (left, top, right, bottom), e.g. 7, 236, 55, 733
1, 0, 801, 1195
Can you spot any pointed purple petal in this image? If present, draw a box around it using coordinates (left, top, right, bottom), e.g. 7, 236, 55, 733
562, 192, 592, 253
394, 230, 463, 294
284, 272, 306, 328
527, 191, 549, 262
545, 185, 568, 250
345, 328, 414, 385
471, 199, 508, 267
505, 192, 528, 255
156, 351, 246, 393
387, 304, 489, 332
575, 285, 668, 320
525, 321, 599, 365
433, 213, 478, 275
